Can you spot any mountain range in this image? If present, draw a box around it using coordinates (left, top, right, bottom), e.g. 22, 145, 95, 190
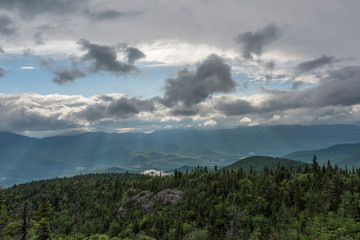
2, 124, 360, 185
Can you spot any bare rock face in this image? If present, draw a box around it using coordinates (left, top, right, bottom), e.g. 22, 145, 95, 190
131, 190, 151, 205
118, 188, 184, 216
152, 188, 183, 205
116, 206, 127, 217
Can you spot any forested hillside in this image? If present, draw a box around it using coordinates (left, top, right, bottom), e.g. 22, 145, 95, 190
1, 158, 360, 239
223, 156, 308, 172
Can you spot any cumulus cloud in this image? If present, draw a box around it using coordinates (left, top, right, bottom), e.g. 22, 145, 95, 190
294, 55, 335, 74
216, 66, 360, 116
0, 93, 157, 133
161, 54, 236, 111
235, 24, 281, 59
53, 67, 86, 84
33, 40, 145, 84
240, 117, 252, 123
77, 97, 155, 122
37, 56, 86, 84
0, 93, 82, 132
203, 119, 217, 126
0, 15, 16, 36
125, 47, 146, 64
79, 39, 139, 75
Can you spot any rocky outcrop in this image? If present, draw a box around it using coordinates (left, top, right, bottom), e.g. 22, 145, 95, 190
153, 188, 183, 205
116, 206, 127, 217
117, 188, 183, 217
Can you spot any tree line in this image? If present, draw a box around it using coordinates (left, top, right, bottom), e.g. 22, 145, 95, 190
1, 156, 360, 239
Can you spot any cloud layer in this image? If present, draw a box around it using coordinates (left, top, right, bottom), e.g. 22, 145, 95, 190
0, 1, 359, 135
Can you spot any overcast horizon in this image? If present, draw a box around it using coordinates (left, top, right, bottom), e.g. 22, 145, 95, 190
0, 0, 359, 137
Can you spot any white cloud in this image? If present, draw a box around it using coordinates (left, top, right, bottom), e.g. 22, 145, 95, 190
19, 66, 36, 70
116, 127, 136, 133
240, 117, 252, 123
139, 40, 237, 66
144, 130, 155, 134
203, 119, 217, 126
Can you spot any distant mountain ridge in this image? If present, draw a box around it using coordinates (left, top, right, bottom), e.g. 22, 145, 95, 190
2, 124, 360, 185
284, 143, 360, 168
223, 156, 308, 172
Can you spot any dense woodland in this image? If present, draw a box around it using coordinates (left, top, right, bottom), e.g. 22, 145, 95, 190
1, 157, 360, 239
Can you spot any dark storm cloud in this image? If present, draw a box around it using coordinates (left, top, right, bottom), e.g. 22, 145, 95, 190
216, 66, 360, 115
83, 9, 141, 21
36, 56, 86, 84
6, 109, 75, 131
107, 97, 155, 118
0, 15, 16, 36
295, 55, 335, 74
53, 67, 86, 84
126, 47, 146, 64
34, 40, 144, 84
170, 105, 200, 116
0, 0, 83, 19
161, 54, 236, 109
79, 97, 155, 122
235, 24, 281, 59
78, 39, 137, 75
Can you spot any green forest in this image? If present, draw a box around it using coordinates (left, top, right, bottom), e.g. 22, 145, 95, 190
1, 156, 360, 239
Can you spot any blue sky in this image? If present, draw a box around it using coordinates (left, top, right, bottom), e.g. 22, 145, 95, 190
0, 0, 360, 137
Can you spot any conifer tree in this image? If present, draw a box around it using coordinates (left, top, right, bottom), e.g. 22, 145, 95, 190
20, 200, 31, 240
36, 196, 52, 240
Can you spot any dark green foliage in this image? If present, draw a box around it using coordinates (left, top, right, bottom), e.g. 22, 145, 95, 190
223, 156, 308, 172
0, 190, 10, 239
20, 200, 30, 240
36, 196, 52, 240
2, 163, 360, 239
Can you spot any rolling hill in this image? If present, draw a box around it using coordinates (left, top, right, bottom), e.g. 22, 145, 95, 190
223, 156, 308, 172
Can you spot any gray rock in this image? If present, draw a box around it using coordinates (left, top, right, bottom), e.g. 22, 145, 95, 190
116, 206, 127, 217
123, 188, 183, 214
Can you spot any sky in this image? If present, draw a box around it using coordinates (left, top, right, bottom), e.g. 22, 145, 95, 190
0, 0, 360, 137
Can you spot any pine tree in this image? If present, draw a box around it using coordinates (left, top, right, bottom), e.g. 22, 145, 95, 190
36, 196, 52, 240
20, 200, 31, 240
312, 155, 320, 174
